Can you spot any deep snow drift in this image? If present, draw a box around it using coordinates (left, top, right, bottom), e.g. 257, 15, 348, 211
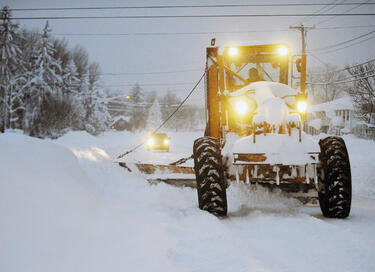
1, 130, 375, 272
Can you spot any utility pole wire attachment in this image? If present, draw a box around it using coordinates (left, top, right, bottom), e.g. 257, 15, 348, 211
289, 24, 315, 54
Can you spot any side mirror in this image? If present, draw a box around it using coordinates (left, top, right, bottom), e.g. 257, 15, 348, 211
296, 58, 302, 73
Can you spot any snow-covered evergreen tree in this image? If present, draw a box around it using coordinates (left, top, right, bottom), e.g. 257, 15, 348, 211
62, 59, 80, 96
130, 82, 143, 104
77, 71, 110, 135
84, 74, 110, 134
146, 98, 162, 130
129, 83, 146, 131
23, 21, 62, 136
71, 72, 89, 130
0, 6, 23, 131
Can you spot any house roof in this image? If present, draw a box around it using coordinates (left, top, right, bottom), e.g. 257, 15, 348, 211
112, 115, 131, 123
308, 96, 355, 113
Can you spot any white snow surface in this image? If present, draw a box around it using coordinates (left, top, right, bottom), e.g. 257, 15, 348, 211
224, 130, 320, 165
258, 97, 289, 126
231, 81, 298, 107
309, 118, 322, 130
1, 130, 375, 272
331, 115, 344, 127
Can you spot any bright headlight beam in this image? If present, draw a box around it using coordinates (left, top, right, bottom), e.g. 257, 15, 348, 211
236, 101, 248, 115
163, 139, 169, 145
228, 47, 238, 56
297, 101, 307, 113
278, 45, 288, 56
147, 138, 154, 146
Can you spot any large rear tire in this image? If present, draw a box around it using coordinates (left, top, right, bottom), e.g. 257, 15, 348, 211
318, 136, 352, 218
193, 136, 227, 216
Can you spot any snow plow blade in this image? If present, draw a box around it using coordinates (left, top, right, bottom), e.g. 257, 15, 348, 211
119, 161, 318, 205
118, 162, 196, 187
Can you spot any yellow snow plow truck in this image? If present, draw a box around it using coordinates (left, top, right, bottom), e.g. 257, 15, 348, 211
120, 43, 352, 218
194, 43, 351, 217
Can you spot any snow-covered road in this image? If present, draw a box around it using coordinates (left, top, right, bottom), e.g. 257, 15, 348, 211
1, 130, 375, 272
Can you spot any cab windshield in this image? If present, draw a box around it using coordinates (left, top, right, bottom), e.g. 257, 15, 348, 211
223, 45, 289, 90
229, 62, 281, 85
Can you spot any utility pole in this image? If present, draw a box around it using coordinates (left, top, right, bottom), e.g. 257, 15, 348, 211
289, 24, 315, 54
289, 24, 315, 93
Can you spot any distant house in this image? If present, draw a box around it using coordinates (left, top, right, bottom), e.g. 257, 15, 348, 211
111, 115, 131, 131
307, 96, 358, 136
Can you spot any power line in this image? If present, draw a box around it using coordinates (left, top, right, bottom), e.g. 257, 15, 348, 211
104, 82, 197, 88
307, 72, 375, 85
342, 68, 375, 79
311, 68, 375, 83
294, 0, 342, 25
56, 29, 292, 37
312, 34, 375, 55
308, 52, 331, 67
315, 0, 372, 25
12, 13, 375, 20
317, 24, 375, 30
11, 3, 375, 12
53, 24, 375, 38
308, 58, 375, 75
100, 69, 203, 76
308, 29, 375, 52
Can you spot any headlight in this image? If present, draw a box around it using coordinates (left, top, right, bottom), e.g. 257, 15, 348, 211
147, 138, 154, 146
278, 45, 289, 56
163, 139, 169, 146
235, 101, 248, 115
228, 47, 238, 56
297, 101, 307, 113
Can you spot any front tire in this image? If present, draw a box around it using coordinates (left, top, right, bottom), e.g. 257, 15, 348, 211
193, 136, 227, 216
318, 136, 352, 218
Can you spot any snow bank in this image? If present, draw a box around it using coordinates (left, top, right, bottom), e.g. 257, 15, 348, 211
0, 131, 98, 271
0, 131, 188, 272
342, 135, 375, 198
1, 130, 375, 272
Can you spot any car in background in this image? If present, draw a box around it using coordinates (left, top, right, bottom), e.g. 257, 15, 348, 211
146, 133, 170, 152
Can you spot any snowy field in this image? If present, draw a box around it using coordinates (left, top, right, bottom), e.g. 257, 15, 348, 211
1, 130, 375, 272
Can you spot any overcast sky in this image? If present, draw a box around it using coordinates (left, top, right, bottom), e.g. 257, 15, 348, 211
3, 0, 375, 105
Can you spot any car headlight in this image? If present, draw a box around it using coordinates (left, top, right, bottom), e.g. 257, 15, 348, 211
235, 101, 248, 115
297, 101, 307, 113
163, 139, 169, 146
147, 138, 154, 146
